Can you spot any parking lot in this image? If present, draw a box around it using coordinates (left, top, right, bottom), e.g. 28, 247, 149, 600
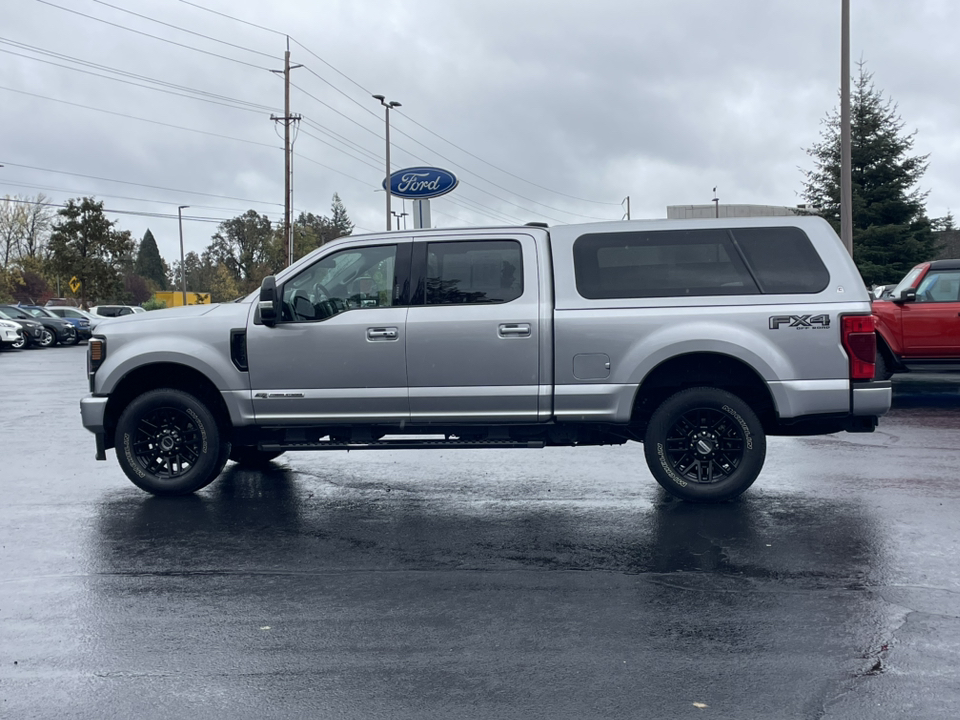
2, 344, 960, 719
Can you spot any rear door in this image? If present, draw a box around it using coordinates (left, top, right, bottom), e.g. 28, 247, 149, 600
405, 234, 541, 422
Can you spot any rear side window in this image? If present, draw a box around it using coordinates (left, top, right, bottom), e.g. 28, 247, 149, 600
574, 230, 758, 299
425, 240, 522, 305
574, 227, 828, 299
732, 227, 829, 294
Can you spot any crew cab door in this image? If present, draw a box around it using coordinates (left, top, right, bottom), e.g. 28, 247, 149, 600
405, 234, 541, 422
245, 240, 411, 424
901, 268, 960, 356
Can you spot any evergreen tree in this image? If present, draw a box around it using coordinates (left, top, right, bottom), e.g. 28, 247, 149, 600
801, 63, 936, 286
47, 197, 135, 306
135, 229, 167, 289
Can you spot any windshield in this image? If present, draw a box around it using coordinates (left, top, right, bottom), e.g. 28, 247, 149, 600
892, 265, 926, 297
24, 307, 55, 318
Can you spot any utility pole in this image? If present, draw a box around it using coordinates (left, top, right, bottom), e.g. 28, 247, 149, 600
622, 196, 630, 220
712, 187, 719, 218
840, 0, 853, 256
272, 37, 302, 268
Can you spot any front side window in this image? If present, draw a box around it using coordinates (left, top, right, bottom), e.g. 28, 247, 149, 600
281, 244, 397, 322
916, 270, 960, 303
424, 240, 522, 305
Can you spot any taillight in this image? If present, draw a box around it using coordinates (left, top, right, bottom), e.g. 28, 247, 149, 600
841, 314, 876, 380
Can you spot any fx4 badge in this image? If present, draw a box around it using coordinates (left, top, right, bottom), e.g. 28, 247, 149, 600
768, 314, 831, 330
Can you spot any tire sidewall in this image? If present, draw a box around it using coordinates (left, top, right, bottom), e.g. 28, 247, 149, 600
644, 387, 766, 502
115, 389, 227, 495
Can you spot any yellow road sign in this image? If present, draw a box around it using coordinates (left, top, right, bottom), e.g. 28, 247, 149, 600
69, 276, 81, 293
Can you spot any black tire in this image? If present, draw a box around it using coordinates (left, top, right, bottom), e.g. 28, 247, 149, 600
874, 349, 893, 380
11, 334, 25, 350
115, 388, 229, 496
229, 447, 284, 467
37, 328, 56, 348
62, 333, 80, 346
643, 387, 766, 502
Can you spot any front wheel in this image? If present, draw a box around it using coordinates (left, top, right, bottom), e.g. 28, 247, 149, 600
115, 388, 229, 495
643, 387, 766, 502
37, 328, 56, 348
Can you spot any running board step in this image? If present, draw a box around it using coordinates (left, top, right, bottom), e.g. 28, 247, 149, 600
261, 438, 545, 452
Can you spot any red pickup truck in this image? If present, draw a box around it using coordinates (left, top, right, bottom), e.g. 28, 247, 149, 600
873, 259, 960, 379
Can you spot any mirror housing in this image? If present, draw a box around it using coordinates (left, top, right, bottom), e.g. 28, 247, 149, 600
894, 287, 917, 304
259, 275, 279, 326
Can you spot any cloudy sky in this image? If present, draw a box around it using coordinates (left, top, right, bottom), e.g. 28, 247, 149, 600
3, 0, 958, 265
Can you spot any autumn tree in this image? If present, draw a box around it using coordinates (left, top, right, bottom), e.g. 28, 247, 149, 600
801, 63, 937, 286
208, 210, 274, 283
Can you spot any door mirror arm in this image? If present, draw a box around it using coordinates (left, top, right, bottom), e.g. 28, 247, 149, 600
259, 276, 279, 327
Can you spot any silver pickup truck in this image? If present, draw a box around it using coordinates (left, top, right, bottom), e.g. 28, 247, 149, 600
81, 216, 890, 502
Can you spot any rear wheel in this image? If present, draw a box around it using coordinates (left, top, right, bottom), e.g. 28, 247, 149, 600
874, 349, 893, 380
643, 387, 766, 502
115, 388, 229, 495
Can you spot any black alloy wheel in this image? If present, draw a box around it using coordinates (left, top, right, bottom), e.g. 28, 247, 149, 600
115, 388, 229, 495
643, 387, 766, 502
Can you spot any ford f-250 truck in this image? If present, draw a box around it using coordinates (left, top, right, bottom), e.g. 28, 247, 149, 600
80, 216, 891, 502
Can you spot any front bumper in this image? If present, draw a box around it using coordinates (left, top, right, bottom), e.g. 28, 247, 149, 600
80, 396, 108, 433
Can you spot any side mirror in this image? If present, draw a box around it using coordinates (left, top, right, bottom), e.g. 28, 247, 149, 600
259, 276, 279, 326
894, 288, 916, 304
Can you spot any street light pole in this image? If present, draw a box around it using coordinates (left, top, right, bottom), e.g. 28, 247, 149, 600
373, 94, 401, 231
178, 205, 189, 307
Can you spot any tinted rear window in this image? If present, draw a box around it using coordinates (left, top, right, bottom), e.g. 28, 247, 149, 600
732, 227, 829, 294
573, 227, 828, 299
574, 229, 758, 299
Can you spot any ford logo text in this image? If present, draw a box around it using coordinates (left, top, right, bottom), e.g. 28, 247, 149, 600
384, 167, 459, 199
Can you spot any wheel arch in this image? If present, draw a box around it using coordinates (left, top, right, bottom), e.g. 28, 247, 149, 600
630, 352, 777, 432
102, 362, 232, 450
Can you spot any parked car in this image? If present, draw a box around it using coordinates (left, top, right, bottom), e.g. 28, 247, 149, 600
0, 305, 76, 347
0, 318, 23, 350
0, 308, 45, 348
45, 306, 103, 332
88, 305, 144, 318
24, 305, 92, 343
873, 259, 960, 379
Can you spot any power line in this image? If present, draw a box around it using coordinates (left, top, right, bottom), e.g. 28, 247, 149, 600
177, 0, 287, 36
0, 44, 280, 115
1, 195, 244, 224
0, 85, 282, 150
0, 161, 285, 209
89, 0, 281, 61
33, 0, 273, 71
0, 180, 283, 219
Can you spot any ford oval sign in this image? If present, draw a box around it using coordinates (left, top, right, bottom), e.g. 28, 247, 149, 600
384, 167, 458, 199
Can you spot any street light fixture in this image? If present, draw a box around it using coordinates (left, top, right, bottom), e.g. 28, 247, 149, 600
373, 94, 401, 231
177, 205, 189, 306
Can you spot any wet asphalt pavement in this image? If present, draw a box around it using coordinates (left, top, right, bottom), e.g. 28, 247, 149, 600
2, 345, 959, 719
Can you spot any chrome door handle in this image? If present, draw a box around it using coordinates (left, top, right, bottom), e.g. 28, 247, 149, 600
499, 323, 531, 337
367, 327, 398, 340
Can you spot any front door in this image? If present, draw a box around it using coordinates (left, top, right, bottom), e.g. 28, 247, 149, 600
246, 241, 410, 425
405, 235, 541, 422
901, 269, 960, 356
